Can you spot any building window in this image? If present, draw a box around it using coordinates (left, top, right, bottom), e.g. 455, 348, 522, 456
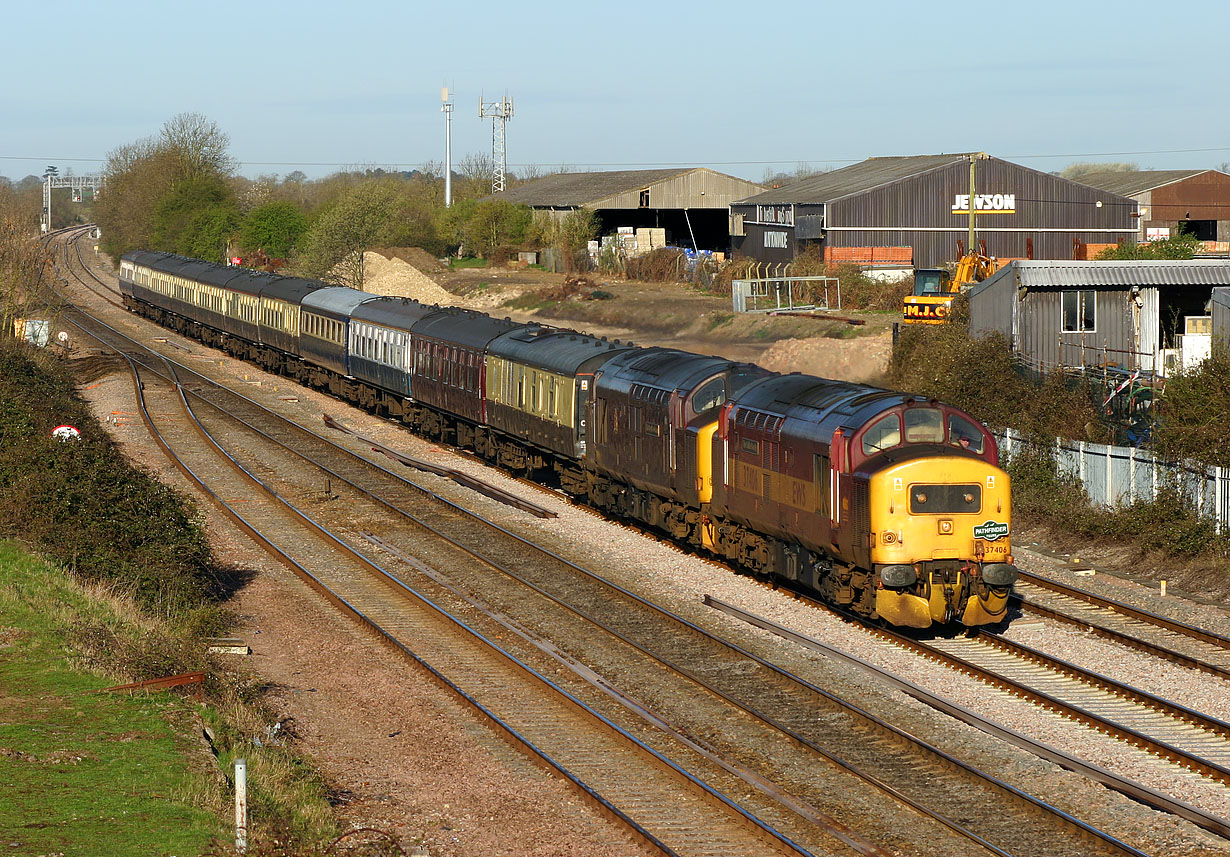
639, 188, 650, 208
1062, 290, 1096, 332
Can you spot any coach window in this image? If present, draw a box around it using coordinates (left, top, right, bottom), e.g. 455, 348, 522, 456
861, 413, 900, 455
1062, 290, 1095, 332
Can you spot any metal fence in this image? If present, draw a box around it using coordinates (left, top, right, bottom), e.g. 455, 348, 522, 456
994, 427, 1230, 530
731, 276, 841, 314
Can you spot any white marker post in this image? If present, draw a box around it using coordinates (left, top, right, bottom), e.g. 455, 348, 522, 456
235, 758, 248, 852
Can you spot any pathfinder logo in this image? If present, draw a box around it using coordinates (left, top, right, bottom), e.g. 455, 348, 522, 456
952, 193, 1016, 214
973, 520, 1010, 541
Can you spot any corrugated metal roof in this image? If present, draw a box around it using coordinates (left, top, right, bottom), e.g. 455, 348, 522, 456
735, 154, 972, 205
970, 259, 1230, 296
492, 169, 695, 207
1075, 169, 1209, 196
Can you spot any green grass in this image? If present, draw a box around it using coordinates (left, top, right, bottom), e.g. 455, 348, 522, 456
449, 256, 488, 269
0, 541, 223, 855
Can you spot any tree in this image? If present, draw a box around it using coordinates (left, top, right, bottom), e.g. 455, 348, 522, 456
1061, 162, 1139, 182
0, 216, 51, 339
291, 180, 399, 288
180, 206, 240, 262
1095, 233, 1201, 260
461, 198, 531, 259
240, 201, 307, 258
456, 152, 496, 200
160, 112, 236, 181
95, 137, 180, 259
151, 175, 239, 260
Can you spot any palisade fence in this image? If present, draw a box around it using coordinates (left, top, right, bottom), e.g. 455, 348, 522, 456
993, 428, 1230, 532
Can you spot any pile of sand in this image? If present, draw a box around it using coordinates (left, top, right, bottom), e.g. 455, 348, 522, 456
371, 247, 446, 274
758, 331, 892, 383
359, 252, 457, 306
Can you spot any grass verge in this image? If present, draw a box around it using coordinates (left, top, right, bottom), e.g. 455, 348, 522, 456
0, 539, 221, 855
0, 338, 340, 853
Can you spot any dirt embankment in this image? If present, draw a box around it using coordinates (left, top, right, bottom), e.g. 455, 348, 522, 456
358, 250, 892, 382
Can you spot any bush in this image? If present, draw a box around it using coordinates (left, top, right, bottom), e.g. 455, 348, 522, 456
887, 311, 1105, 440
625, 248, 689, 281
1004, 443, 1227, 560
1151, 345, 1230, 467
0, 340, 226, 615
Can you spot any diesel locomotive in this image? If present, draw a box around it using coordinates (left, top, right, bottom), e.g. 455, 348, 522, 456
118, 250, 1017, 629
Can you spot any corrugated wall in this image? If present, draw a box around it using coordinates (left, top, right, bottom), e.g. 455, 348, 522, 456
1212, 288, 1230, 345
968, 271, 1017, 341
1016, 288, 1138, 372
732, 221, 795, 264
826, 158, 1137, 267
595, 169, 764, 210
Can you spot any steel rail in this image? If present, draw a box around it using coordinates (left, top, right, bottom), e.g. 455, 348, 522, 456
50, 232, 1152, 856
50, 252, 813, 857
704, 595, 1230, 841
1016, 570, 1230, 652
859, 619, 1230, 787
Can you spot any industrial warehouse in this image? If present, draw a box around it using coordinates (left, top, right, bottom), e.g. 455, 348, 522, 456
730, 153, 1139, 268
494, 167, 765, 253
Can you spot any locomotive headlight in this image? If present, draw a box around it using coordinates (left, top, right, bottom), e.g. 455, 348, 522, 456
880, 564, 917, 588
881, 530, 897, 544
938, 519, 954, 535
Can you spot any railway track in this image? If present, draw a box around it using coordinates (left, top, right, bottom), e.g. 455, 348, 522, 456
1014, 570, 1230, 678
47, 231, 1161, 850
52, 268, 810, 857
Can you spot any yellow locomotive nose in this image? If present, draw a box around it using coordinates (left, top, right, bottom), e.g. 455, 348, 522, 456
869, 457, 1014, 628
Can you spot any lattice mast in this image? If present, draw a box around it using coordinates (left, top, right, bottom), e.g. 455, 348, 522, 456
479, 93, 514, 193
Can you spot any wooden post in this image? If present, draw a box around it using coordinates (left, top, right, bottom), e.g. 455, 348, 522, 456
235, 758, 248, 852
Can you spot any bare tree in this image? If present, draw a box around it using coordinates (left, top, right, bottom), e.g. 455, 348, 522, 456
0, 216, 51, 339
160, 112, 237, 181
239, 174, 278, 213
1061, 162, 1139, 181
456, 151, 496, 198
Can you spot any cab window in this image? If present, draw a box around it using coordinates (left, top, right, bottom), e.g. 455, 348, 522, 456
690, 377, 726, 417
947, 414, 985, 454
904, 408, 944, 443
862, 413, 901, 455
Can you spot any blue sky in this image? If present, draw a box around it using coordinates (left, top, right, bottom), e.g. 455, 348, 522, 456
3, 0, 1227, 183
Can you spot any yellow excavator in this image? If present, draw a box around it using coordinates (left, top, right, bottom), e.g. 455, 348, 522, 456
902, 251, 1003, 324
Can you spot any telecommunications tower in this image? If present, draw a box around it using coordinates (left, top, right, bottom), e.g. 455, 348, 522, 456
479, 93, 514, 193
441, 86, 454, 208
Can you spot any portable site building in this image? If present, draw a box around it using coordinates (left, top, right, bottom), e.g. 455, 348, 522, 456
968, 259, 1230, 376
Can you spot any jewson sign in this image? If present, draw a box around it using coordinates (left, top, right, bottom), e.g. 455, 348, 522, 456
952, 193, 1017, 214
